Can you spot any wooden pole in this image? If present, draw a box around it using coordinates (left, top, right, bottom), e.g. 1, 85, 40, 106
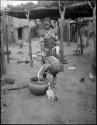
57, 20, 60, 40
4, 13, 10, 63
60, 11, 65, 64
1, 15, 6, 76
79, 28, 83, 55
88, 1, 96, 55
93, 6, 96, 57
58, 0, 66, 71
77, 20, 84, 55
68, 22, 70, 46
25, 11, 33, 67
5, 25, 10, 63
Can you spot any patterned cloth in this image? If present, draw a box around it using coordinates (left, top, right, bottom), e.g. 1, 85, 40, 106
40, 20, 60, 58
44, 30, 57, 39
40, 29, 59, 48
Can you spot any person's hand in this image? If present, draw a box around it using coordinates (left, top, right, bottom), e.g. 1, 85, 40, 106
55, 35, 58, 40
56, 53, 60, 58
55, 46, 60, 54
40, 45, 44, 52
38, 76, 41, 81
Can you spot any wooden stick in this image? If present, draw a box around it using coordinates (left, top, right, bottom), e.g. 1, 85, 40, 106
1, 84, 28, 91
8, 85, 28, 91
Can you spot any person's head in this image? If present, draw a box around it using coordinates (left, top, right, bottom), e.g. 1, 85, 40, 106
43, 17, 52, 30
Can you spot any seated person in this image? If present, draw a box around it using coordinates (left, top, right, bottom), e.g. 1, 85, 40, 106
40, 17, 60, 58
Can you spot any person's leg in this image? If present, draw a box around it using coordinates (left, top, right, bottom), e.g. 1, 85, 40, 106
53, 76, 57, 85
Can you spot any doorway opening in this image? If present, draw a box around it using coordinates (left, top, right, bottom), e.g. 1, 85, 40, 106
18, 27, 22, 40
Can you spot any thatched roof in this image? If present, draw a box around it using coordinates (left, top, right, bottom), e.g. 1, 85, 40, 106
65, 2, 93, 19
6, 7, 59, 20
6, 2, 93, 20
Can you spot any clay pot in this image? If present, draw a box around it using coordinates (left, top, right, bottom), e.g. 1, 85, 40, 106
28, 77, 48, 96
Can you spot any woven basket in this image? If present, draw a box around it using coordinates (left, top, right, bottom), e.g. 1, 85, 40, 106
28, 77, 48, 96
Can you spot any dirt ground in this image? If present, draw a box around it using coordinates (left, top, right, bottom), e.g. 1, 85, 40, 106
1, 38, 96, 124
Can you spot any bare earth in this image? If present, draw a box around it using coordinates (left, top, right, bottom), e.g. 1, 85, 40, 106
1, 38, 96, 124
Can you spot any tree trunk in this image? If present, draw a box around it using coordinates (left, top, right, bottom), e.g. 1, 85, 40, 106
59, 8, 65, 71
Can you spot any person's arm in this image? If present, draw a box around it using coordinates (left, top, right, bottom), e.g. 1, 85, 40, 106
40, 36, 44, 44
51, 31, 60, 46
40, 37, 45, 51
50, 30, 60, 46
37, 63, 50, 80
54, 35, 60, 56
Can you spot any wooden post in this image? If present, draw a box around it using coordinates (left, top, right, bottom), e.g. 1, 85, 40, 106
5, 25, 10, 63
57, 20, 60, 40
1, 35, 6, 76
25, 10, 33, 67
78, 21, 84, 55
68, 22, 70, 46
1, 14, 6, 76
79, 28, 83, 55
88, 1, 96, 56
60, 12, 65, 63
4, 13, 10, 63
93, 6, 96, 57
